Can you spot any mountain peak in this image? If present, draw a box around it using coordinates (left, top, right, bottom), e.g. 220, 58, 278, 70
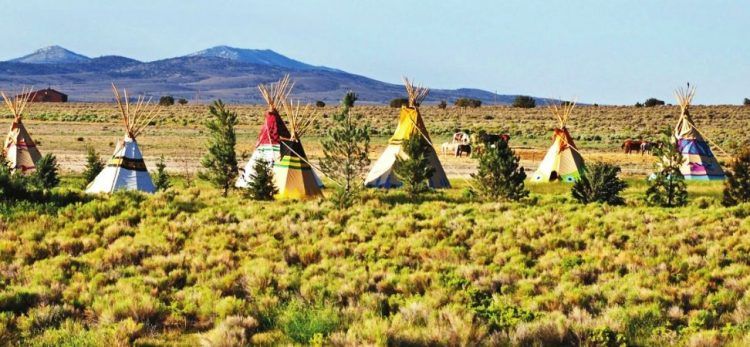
10, 46, 90, 64
188, 46, 319, 70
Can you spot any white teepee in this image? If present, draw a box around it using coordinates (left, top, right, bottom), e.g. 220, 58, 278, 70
86, 84, 160, 194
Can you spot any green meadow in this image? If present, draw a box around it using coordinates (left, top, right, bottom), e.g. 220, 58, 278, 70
1, 177, 749, 346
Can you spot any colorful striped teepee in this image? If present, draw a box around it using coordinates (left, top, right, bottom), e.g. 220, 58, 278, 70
673, 85, 724, 180
272, 99, 323, 200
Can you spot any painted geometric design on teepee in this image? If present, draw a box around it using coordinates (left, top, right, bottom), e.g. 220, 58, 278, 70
272, 97, 323, 200
2, 88, 42, 174
531, 101, 586, 183
365, 78, 450, 189
236, 75, 323, 188
86, 84, 161, 194
673, 85, 724, 180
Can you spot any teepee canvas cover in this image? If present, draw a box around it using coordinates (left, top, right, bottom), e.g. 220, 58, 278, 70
236, 76, 323, 188
531, 102, 586, 183
365, 78, 450, 188
673, 86, 724, 180
2, 89, 42, 173
273, 100, 322, 199
86, 84, 159, 194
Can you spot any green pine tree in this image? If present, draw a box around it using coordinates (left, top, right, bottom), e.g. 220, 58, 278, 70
82, 145, 105, 184
32, 153, 60, 190
571, 162, 627, 205
471, 139, 528, 201
152, 155, 171, 191
246, 158, 277, 200
199, 100, 239, 197
319, 94, 370, 207
723, 147, 750, 206
646, 131, 688, 207
394, 135, 435, 200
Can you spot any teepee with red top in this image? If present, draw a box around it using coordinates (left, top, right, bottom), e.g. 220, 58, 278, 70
2, 88, 42, 174
237, 75, 322, 188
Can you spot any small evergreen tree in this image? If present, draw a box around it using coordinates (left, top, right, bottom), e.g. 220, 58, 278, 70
178, 98, 188, 105
646, 132, 688, 207
394, 136, 435, 200
512, 95, 536, 108
319, 95, 371, 207
152, 155, 171, 191
342, 91, 358, 108
723, 147, 750, 206
199, 100, 238, 197
471, 140, 527, 201
571, 162, 627, 205
744, 98, 750, 106
82, 145, 104, 183
315, 100, 326, 108
32, 154, 59, 190
438, 100, 448, 109
246, 158, 277, 200
0, 152, 30, 201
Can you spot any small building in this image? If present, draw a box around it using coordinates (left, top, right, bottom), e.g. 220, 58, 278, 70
19, 88, 68, 102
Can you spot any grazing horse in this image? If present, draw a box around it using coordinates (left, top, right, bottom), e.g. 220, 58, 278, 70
640, 141, 660, 155
456, 144, 472, 157
479, 133, 511, 148
622, 139, 643, 154
452, 132, 470, 144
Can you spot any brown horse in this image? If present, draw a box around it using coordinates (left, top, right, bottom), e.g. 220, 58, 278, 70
622, 139, 643, 154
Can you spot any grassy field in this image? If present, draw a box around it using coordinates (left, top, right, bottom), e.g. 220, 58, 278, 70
0, 177, 749, 346
1, 103, 749, 346
8, 103, 749, 176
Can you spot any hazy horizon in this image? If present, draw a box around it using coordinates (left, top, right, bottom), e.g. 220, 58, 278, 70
2, 0, 748, 105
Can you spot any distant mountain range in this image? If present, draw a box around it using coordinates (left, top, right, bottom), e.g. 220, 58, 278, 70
0, 45, 551, 104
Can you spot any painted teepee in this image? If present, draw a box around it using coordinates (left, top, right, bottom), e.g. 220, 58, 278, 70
273, 99, 323, 199
86, 84, 160, 194
2, 88, 42, 173
673, 85, 724, 180
531, 101, 586, 183
365, 78, 450, 188
236, 75, 323, 188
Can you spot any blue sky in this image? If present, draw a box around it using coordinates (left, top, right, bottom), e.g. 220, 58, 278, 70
1, 0, 747, 104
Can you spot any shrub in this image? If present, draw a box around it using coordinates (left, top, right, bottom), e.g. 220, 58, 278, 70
635, 102, 643, 108
394, 136, 435, 200
278, 299, 340, 344
646, 132, 688, 207
389, 98, 409, 108
152, 155, 171, 191
177, 98, 188, 105
438, 100, 447, 109
199, 100, 238, 197
82, 145, 104, 184
744, 98, 750, 106
471, 139, 528, 201
454, 98, 482, 108
245, 158, 276, 201
200, 316, 259, 347
512, 96, 536, 108
644, 98, 665, 107
571, 162, 627, 205
32, 154, 60, 190
158, 96, 175, 106
723, 147, 750, 206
